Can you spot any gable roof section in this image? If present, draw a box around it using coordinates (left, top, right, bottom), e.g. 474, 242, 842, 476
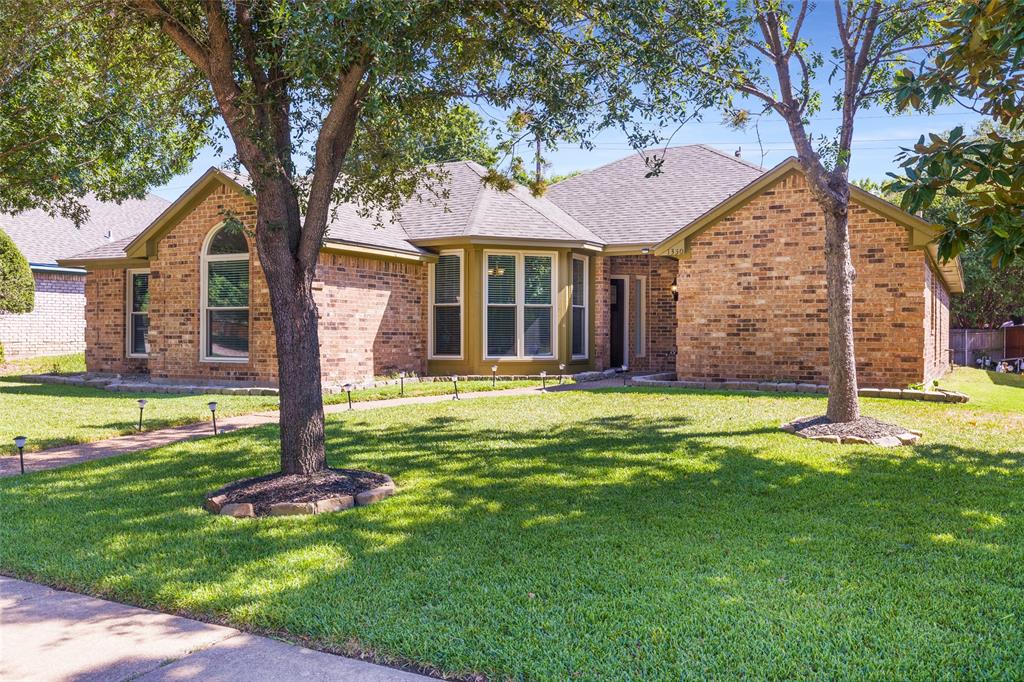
1, 194, 168, 267
654, 157, 965, 294
546, 145, 767, 245
397, 161, 604, 246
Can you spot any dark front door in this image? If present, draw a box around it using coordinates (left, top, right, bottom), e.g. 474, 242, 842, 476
610, 278, 625, 368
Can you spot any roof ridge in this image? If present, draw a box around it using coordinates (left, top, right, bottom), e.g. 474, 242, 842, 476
695, 144, 767, 172
462, 161, 492, 237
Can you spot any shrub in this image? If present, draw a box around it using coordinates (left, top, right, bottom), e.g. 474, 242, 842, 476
0, 228, 33, 313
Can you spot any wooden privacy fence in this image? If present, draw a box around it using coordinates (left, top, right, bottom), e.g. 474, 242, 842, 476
951, 327, 1024, 366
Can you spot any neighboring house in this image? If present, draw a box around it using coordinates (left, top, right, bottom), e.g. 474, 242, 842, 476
59, 145, 964, 389
0, 195, 169, 359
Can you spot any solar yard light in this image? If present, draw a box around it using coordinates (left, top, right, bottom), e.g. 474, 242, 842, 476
343, 383, 354, 411
399, 371, 406, 397
540, 370, 547, 389
622, 364, 629, 386
137, 399, 147, 431
13, 436, 26, 475
451, 375, 461, 400
559, 363, 566, 384
208, 401, 219, 434
491, 365, 498, 387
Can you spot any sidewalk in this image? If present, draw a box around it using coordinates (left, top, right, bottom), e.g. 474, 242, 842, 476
1, 380, 619, 477
0, 576, 432, 681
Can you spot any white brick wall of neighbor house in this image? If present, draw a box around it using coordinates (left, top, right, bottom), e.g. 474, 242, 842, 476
0, 270, 86, 359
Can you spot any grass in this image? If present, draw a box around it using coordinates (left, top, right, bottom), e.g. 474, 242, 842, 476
0, 360, 551, 452
2, 375, 1022, 679
0, 352, 86, 376
939, 366, 1024, 413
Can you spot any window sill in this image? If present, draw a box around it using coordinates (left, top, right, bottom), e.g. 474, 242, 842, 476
200, 357, 250, 364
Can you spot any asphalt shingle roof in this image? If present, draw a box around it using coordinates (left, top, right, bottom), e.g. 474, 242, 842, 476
546, 145, 767, 245
1, 195, 169, 265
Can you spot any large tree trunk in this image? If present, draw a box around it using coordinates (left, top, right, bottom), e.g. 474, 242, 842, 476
254, 186, 328, 475
822, 199, 861, 423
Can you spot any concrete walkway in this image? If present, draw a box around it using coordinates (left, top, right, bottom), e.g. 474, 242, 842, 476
1, 380, 619, 477
0, 576, 433, 681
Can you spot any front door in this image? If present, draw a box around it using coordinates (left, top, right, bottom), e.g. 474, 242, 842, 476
610, 278, 625, 368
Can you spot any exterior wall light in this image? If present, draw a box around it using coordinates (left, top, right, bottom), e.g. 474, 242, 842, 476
13, 436, 26, 475
208, 401, 219, 434
451, 375, 461, 400
137, 399, 147, 431
343, 383, 354, 410
670, 278, 679, 302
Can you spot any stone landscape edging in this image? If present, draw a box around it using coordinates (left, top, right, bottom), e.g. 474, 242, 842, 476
204, 475, 396, 518
631, 373, 969, 404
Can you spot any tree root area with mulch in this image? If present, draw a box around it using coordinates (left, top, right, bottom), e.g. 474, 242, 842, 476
210, 468, 390, 515
790, 415, 909, 439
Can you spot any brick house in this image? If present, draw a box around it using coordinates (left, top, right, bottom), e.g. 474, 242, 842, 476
0, 195, 168, 359
60, 146, 963, 389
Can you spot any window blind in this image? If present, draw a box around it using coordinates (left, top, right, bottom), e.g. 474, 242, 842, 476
571, 257, 587, 358
433, 253, 462, 356
129, 272, 150, 355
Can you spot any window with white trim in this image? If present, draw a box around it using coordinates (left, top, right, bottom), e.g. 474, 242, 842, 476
430, 252, 463, 357
571, 256, 588, 359
126, 270, 150, 357
202, 223, 250, 361
485, 251, 555, 359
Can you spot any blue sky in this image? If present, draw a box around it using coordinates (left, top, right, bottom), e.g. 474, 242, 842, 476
153, 9, 984, 201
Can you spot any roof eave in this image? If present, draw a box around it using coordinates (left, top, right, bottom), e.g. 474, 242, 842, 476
321, 239, 437, 263
410, 236, 604, 251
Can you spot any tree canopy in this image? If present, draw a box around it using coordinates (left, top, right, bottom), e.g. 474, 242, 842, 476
890, 0, 1024, 267
0, 4, 210, 224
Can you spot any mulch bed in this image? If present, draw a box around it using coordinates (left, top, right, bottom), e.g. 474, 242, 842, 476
788, 415, 909, 440
210, 468, 390, 515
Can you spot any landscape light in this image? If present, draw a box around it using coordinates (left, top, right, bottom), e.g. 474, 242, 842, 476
622, 364, 629, 386
451, 375, 460, 400
137, 399, 147, 431
343, 383, 354, 411
491, 365, 498, 388
540, 370, 547, 390
559, 363, 566, 384
13, 436, 26, 475
208, 401, 219, 434
399, 371, 406, 397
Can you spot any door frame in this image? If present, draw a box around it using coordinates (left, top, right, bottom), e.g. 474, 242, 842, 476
609, 275, 629, 369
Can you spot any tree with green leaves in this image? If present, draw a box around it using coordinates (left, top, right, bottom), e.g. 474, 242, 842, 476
889, 0, 1024, 267
0, 4, 209, 224
8, 1, 661, 477
0, 228, 34, 314
622, 0, 949, 423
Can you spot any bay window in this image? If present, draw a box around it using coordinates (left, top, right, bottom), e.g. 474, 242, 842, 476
485, 251, 555, 359
430, 251, 463, 357
202, 223, 250, 361
571, 256, 587, 359
126, 269, 150, 357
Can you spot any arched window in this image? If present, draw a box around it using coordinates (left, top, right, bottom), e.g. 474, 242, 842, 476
201, 222, 249, 361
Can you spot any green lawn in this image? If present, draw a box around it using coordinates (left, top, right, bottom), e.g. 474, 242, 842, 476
323, 377, 559, 405
2, 376, 1022, 679
940, 366, 1024, 413
0, 379, 280, 453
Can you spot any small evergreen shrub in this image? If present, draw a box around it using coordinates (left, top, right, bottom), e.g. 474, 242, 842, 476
0, 228, 34, 313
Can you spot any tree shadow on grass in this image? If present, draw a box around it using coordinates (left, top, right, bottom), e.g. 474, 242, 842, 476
1, 400, 1023, 679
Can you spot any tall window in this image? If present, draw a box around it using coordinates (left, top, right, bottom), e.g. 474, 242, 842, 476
431, 251, 463, 357
571, 256, 587, 359
126, 270, 150, 357
485, 252, 555, 358
202, 223, 249, 361
633, 276, 646, 357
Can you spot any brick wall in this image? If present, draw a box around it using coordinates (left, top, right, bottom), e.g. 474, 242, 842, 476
0, 271, 86, 359
592, 255, 610, 370
924, 260, 951, 383
84, 269, 148, 374
82, 183, 429, 386
675, 171, 942, 388
315, 251, 427, 385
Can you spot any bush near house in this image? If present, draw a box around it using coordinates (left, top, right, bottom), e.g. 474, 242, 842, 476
0, 228, 34, 314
